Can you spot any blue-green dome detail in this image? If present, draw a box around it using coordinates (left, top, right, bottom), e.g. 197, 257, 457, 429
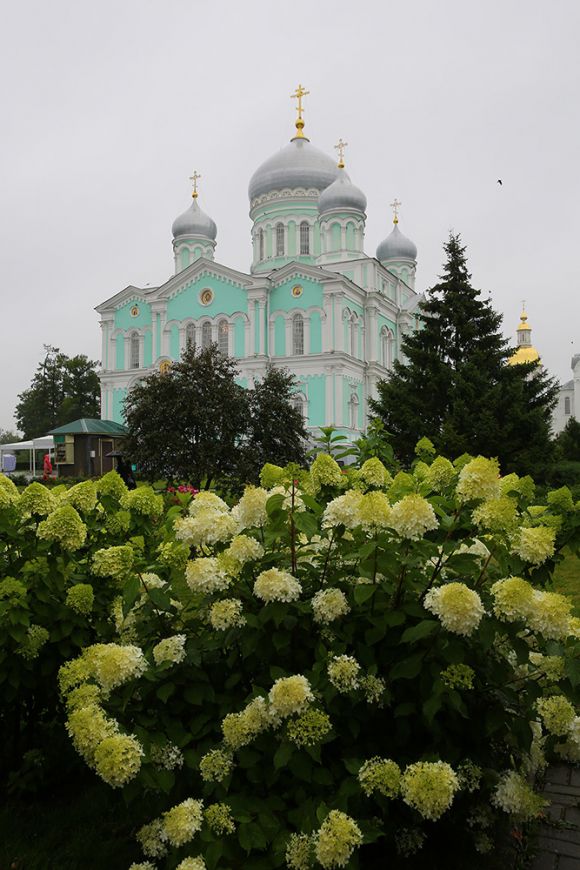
172, 198, 217, 241
249, 138, 339, 200
318, 167, 367, 216
376, 223, 417, 261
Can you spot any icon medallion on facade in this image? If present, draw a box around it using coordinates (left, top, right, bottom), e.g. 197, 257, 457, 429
159, 360, 172, 375
130, 304, 140, 317
292, 285, 303, 298
200, 289, 214, 306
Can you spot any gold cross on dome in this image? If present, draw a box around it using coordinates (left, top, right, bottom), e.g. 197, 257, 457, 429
189, 170, 201, 199
334, 138, 348, 168
290, 83, 310, 137
390, 198, 402, 224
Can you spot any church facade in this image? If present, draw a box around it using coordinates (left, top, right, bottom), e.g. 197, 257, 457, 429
96, 88, 421, 438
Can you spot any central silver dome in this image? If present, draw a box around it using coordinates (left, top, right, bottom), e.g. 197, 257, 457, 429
172, 198, 217, 241
249, 138, 339, 201
318, 168, 367, 215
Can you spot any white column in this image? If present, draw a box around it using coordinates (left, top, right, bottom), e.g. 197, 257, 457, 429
285, 316, 292, 355
367, 306, 378, 363
124, 335, 130, 370
258, 302, 266, 354
305, 315, 311, 355
322, 295, 333, 351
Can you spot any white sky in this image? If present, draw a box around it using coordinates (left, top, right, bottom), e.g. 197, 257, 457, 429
1, 0, 579, 432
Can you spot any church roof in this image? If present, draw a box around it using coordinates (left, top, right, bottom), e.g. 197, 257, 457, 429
318, 166, 367, 215
172, 196, 217, 241
377, 223, 417, 262
249, 137, 339, 201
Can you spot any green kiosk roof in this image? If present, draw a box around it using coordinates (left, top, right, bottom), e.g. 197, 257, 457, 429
48, 419, 128, 436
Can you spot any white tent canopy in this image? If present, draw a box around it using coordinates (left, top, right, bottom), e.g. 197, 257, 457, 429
0, 436, 54, 476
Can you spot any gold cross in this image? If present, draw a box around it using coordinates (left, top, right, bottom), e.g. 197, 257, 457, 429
334, 138, 348, 168
189, 170, 201, 199
390, 198, 402, 224
290, 84, 310, 137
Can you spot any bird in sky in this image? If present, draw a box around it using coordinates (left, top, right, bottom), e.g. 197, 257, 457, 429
497, 179, 503, 185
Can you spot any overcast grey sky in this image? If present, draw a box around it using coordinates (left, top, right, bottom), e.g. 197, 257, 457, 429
1, 0, 579, 432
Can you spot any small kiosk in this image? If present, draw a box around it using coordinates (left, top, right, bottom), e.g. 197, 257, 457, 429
48, 419, 128, 478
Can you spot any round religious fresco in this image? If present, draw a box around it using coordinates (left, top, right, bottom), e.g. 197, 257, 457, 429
130, 304, 140, 317
200, 288, 214, 306
159, 360, 172, 374
291, 284, 303, 298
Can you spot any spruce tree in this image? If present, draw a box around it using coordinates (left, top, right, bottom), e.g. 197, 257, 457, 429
370, 233, 558, 476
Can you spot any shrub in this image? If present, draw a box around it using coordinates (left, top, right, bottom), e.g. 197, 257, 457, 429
54, 450, 580, 868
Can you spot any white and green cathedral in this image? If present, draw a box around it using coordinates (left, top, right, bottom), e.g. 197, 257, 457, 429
96, 87, 422, 437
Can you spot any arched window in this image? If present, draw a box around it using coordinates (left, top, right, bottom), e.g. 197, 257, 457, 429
292, 313, 304, 355
276, 223, 285, 257
218, 319, 229, 356
291, 393, 306, 421
350, 314, 358, 358
185, 323, 196, 348
130, 332, 140, 369
201, 322, 212, 350
381, 327, 394, 369
565, 396, 571, 415
258, 229, 264, 261
300, 221, 310, 255
349, 393, 359, 430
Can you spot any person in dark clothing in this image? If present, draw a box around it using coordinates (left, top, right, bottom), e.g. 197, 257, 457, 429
117, 456, 137, 490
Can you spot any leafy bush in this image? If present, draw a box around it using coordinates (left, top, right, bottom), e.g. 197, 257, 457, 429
51, 451, 580, 868
0, 472, 170, 787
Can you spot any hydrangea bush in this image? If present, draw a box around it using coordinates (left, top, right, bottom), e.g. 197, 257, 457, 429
0, 472, 171, 782
22, 448, 580, 865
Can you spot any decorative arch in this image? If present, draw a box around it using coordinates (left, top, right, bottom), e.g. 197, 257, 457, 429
185, 322, 196, 348
217, 318, 229, 355
299, 221, 310, 255
292, 312, 304, 355
201, 321, 213, 350
291, 391, 308, 423
380, 326, 395, 369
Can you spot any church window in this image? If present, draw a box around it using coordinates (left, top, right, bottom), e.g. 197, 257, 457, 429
218, 319, 229, 356
349, 392, 359, 430
185, 323, 195, 348
381, 327, 394, 368
276, 223, 285, 257
292, 313, 304, 355
292, 393, 307, 421
300, 221, 310, 255
350, 314, 358, 358
565, 396, 571, 415
130, 332, 140, 369
201, 321, 212, 349
258, 229, 264, 261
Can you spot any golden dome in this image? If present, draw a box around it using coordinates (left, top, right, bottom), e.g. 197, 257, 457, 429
508, 345, 540, 366
517, 310, 532, 331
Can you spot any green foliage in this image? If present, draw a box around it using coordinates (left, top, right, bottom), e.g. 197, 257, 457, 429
124, 347, 307, 489
554, 417, 580, 463
45, 453, 580, 868
370, 235, 558, 479
15, 345, 100, 439
0, 471, 169, 788
0, 428, 19, 445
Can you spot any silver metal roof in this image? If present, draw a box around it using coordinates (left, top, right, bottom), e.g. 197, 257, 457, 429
318, 168, 367, 215
248, 138, 339, 200
376, 223, 417, 261
172, 198, 217, 240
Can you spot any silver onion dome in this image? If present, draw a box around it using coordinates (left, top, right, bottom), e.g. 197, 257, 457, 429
376, 223, 417, 261
249, 137, 339, 201
318, 167, 367, 216
172, 197, 217, 240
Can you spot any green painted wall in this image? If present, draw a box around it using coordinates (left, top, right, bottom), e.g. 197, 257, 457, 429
114, 300, 152, 330
155, 313, 161, 358
170, 325, 180, 360
116, 334, 124, 370
167, 275, 247, 322
345, 298, 363, 317
181, 249, 190, 270
113, 388, 127, 424
304, 375, 325, 427
274, 316, 285, 356
288, 221, 296, 256
234, 316, 245, 358
310, 311, 322, 353
313, 223, 321, 256
331, 222, 341, 251
235, 377, 248, 389
270, 276, 322, 313
144, 332, 152, 367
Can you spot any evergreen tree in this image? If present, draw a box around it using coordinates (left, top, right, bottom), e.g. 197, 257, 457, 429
243, 366, 308, 479
370, 234, 558, 476
554, 417, 580, 463
123, 344, 250, 488
15, 346, 100, 439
